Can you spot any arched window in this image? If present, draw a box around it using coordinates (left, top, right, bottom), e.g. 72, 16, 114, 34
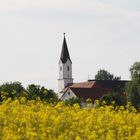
67, 66, 70, 71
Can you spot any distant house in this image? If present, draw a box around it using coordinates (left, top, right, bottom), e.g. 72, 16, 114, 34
58, 34, 128, 102
60, 80, 128, 102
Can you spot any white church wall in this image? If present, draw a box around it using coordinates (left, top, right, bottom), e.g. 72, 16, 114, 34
58, 60, 63, 79
58, 79, 65, 92
61, 89, 77, 101
58, 35, 73, 92
58, 59, 72, 80
58, 59, 73, 92
63, 59, 72, 79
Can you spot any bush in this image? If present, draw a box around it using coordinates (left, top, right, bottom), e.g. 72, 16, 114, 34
100, 92, 126, 106
125, 80, 140, 109
65, 97, 80, 105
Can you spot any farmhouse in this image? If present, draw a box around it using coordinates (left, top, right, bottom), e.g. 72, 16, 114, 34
58, 34, 128, 102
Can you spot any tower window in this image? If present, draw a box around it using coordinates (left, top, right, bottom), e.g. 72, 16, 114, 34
67, 66, 69, 71
60, 66, 62, 71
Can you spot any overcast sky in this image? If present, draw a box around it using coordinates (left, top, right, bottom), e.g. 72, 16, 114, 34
0, 0, 140, 91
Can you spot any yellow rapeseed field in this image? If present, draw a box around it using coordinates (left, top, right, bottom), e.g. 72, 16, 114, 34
0, 98, 140, 140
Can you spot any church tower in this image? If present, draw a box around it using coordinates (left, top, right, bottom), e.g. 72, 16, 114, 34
58, 33, 73, 92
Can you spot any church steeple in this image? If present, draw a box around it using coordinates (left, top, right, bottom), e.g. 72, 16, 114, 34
60, 33, 72, 63
58, 33, 73, 92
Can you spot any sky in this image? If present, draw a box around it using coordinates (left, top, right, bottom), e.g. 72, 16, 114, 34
0, 0, 140, 91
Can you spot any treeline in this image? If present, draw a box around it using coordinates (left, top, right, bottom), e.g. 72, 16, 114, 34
95, 61, 140, 109
0, 82, 59, 103
0, 61, 140, 109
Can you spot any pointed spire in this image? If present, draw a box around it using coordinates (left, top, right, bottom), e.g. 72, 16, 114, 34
60, 33, 72, 63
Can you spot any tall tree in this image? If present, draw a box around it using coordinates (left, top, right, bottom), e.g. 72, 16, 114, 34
130, 62, 140, 80
126, 61, 140, 108
95, 69, 121, 80
26, 84, 41, 100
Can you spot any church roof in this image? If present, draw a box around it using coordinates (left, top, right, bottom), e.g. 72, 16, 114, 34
88, 80, 128, 92
60, 81, 100, 93
61, 80, 129, 102
67, 81, 101, 89
60, 35, 72, 63
70, 88, 111, 102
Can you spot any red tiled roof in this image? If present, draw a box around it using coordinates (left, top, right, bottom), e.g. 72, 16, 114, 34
69, 81, 101, 88
61, 80, 128, 102
70, 88, 112, 102
62, 81, 102, 91
60, 81, 100, 93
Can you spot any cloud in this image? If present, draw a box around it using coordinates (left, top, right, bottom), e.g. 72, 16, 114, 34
0, 0, 140, 17
0, 0, 128, 22
0, 0, 123, 14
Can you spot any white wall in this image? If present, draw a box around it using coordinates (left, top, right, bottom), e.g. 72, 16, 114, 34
59, 59, 72, 79
58, 79, 64, 92
58, 59, 73, 92
61, 89, 94, 108
61, 89, 77, 101
58, 60, 63, 79
63, 59, 72, 79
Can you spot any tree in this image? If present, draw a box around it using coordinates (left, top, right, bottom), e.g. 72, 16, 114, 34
0, 82, 25, 101
95, 69, 121, 80
100, 92, 126, 106
42, 89, 59, 103
26, 84, 41, 100
130, 62, 140, 80
126, 81, 140, 108
0, 82, 59, 103
125, 61, 140, 108
65, 97, 80, 106
26, 84, 58, 102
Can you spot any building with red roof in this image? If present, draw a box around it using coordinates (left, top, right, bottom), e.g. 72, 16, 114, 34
58, 34, 128, 102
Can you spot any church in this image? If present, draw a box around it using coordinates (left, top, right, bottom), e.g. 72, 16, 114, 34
58, 34, 127, 102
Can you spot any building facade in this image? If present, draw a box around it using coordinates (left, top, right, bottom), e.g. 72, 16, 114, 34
58, 34, 128, 102
58, 34, 73, 93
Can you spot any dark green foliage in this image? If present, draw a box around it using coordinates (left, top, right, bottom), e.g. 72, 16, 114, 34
95, 69, 121, 81
45, 89, 59, 103
0, 82, 25, 101
26, 84, 42, 100
125, 79, 140, 108
26, 84, 58, 102
125, 61, 140, 109
130, 62, 140, 80
0, 82, 58, 103
100, 92, 126, 106
65, 97, 80, 106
